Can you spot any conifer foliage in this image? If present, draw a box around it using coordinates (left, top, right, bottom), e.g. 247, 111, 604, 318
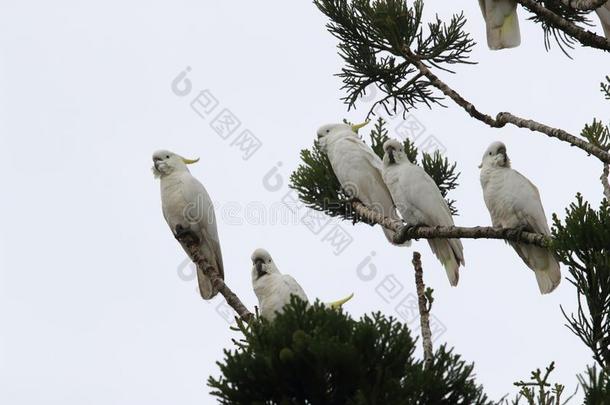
208, 298, 493, 405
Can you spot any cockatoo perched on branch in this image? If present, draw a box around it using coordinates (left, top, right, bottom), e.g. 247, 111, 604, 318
479, 142, 561, 294
478, 0, 521, 50
596, 1, 610, 39
251, 248, 353, 321
317, 122, 409, 246
381, 139, 465, 287
152, 150, 225, 300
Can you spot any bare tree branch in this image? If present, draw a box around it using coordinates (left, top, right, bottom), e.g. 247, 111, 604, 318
602, 163, 610, 200
412, 251, 433, 370
561, 0, 607, 10
177, 232, 254, 322
352, 202, 552, 248
400, 48, 610, 164
516, 0, 610, 51
494, 112, 610, 163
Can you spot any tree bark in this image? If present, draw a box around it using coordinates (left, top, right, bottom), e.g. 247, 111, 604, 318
602, 164, 610, 200
401, 48, 610, 164
178, 234, 254, 322
351, 202, 552, 248
516, 0, 610, 51
412, 252, 433, 370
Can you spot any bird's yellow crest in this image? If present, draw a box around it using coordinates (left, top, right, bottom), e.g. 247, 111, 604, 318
327, 293, 354, 310
182, 157, 200, 164
351, 121, 369, 133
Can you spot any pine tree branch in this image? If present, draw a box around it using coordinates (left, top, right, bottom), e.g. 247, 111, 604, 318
412, 251, 433, 370
177, 233, 254, 322
516, 0, 610, 51
351, 202, 552, 247
561, 0, 607, 10
401, 48, 610, 164
602, 163, 610, 200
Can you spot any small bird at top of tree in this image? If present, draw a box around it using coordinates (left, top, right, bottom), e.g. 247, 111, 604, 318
251, 248, 353, 321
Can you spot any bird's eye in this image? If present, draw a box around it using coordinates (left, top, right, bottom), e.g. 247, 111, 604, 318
326, 130, 329, 133
488, 152, 492, 156
166, 155, 170, 159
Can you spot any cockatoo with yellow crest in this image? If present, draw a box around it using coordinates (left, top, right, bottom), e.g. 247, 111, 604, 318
317, 122, 409, 246
251, 248, 353, 321
152, 150, 225, 300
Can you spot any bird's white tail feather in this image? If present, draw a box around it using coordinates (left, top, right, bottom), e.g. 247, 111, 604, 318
428, 238, 464, 287
487, 8, 521, 50
197, 268, 217, 300
535, 268, 561, 295
512, 243, 561, 294
596, 3, 610, 39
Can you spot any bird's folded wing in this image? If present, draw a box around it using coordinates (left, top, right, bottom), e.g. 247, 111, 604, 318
179, 175, 225, 277
401, 166, 455, 226
282, 275, 308, 302
509, 170, 551, 235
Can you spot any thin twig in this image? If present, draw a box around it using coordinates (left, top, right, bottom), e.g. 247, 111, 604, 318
602, 163, 610, 200
412, 252, 433, 369
401, 48, 610, 164
177, 233, 254, 322
352, 202, 553, 248
516, 0, 610, 51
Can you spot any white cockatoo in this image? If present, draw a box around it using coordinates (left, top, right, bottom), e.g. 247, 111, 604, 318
381, 139, 465, 286
479, 142, 561, 294
152, 150, 224, 300
251, 248, 353, 321
596, 1, 610, 39
317, 122, 409, 246
478, 0, 521, 50
251, 248, 308, 321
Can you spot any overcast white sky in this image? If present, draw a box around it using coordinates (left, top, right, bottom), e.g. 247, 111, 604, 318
1, 1, 608, 404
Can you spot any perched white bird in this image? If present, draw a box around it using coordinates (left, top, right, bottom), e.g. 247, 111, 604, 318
596, 1, 610, 39
153, 150, 224, 300
251, 248, 353, 321
251, 248, 308, 321
479, 142, 561, 294
317, 122, 409, 246
478, 0, 521, 50
381, 139, 465, 286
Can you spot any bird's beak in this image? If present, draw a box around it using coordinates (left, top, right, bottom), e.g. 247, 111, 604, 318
478, 162, 483, 169
254, 258, 266, 278
388, 149, 396, 164
351, 121, 369, 133
500, 150, 508, 166
182, 157, 200, 165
